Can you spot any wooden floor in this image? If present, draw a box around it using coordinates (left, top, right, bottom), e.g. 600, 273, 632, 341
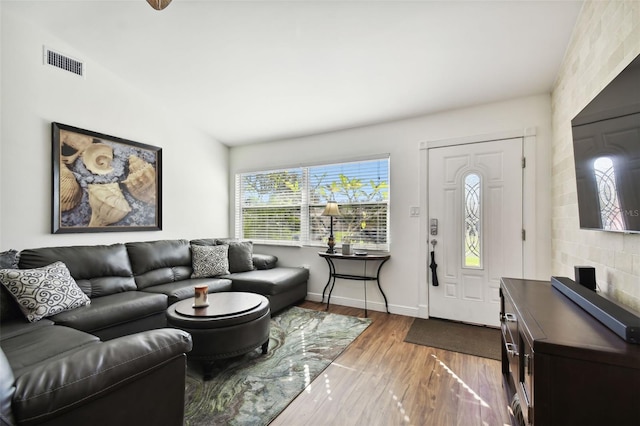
270, 301, 511, 426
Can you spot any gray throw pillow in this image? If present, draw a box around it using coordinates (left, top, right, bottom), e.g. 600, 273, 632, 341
191, 244, 230, 278
216, 240, 255, 273
0, 261, 90, 323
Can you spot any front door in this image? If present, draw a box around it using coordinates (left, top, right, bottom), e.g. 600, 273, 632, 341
427, 138, 523, 326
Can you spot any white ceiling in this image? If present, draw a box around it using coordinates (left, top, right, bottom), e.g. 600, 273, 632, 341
3, 0, 584, 145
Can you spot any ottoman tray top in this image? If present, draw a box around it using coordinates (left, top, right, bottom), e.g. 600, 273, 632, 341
174, 292, 264, 318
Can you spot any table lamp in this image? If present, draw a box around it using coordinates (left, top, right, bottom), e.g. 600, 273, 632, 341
321, 201, 340, 253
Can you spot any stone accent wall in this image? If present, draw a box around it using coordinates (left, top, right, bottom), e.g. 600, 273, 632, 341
551, 0, 640, 311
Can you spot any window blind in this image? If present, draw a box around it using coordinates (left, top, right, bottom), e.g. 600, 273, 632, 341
236, 157, 389, 250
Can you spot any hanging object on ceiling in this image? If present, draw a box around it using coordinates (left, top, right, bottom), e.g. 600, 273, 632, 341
147, 0, 172, 10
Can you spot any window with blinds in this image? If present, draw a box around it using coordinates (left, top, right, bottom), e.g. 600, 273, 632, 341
235, 157, 390, 250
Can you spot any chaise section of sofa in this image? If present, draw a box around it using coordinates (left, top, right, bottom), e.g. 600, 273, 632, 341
190, 238, 309, 314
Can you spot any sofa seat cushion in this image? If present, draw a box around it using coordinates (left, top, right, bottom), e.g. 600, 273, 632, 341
226, 267, 309, 296
141, 278, 233, 305
0, 318, 54, 342
49, 291, 168, 334
1, 325, 99, 377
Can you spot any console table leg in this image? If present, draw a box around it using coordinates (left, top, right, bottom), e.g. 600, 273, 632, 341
326, 276, 336, 311
321, 257, 333, 303
376, 258, 391, 314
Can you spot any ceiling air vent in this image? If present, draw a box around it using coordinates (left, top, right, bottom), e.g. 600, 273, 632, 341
43, 47, 85, 78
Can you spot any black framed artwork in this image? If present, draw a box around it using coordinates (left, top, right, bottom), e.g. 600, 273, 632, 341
52, 122, 162, 233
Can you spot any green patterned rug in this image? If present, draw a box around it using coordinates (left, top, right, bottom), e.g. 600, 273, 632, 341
184, 306, 371, 425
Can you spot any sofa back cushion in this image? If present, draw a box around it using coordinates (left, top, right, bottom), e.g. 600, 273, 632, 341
126, 240, 192, 289
18, 244, 135, 298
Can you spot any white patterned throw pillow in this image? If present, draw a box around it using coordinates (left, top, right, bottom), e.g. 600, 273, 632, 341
0, 261, 90, 322
191, 244, 230, 278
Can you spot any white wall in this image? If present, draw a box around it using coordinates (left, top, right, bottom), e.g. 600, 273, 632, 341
0, 9, 229, 251
551, 0, 640, 312
230, 94, 552, 317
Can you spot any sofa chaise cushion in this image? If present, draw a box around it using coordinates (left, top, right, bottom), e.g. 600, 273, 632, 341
225, 267, 309, 296
225, 267, 309, 314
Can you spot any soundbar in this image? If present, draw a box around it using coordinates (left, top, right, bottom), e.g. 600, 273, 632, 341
551, 276, 640, 344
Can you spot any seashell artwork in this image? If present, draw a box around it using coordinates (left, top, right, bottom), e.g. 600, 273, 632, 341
87, 183, 132, 227
122, 155, 156, 204
54, 123, 162, 233
60, 163, 82, 211
60, 130, 93, 165
82, 143, 114, 175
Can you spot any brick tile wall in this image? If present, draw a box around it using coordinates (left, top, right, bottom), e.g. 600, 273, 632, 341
551, 0, 640, 311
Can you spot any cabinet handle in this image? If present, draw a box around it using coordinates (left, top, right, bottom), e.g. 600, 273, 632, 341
504, 313, 517, 322
506, 343, 519, 357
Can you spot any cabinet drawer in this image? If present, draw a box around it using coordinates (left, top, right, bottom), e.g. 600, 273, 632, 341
502, 297, 518, 342
518, 333, 533, 425
501, 296, 519, 384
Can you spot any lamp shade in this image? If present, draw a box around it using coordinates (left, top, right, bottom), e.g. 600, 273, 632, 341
321, 201, 340, 217
147, 0, 172, 10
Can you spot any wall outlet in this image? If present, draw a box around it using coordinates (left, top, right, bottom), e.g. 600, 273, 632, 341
301, 264, 310, 269
410, 206, 420, 217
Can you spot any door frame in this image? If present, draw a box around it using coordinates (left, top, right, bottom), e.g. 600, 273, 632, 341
417, 127, 538, 318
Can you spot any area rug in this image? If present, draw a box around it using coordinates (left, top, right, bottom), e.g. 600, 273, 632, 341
183, 306, 371, 425
404, 317, 501, 360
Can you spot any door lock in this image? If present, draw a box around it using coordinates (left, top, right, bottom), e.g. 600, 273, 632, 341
430, 219, 438, 236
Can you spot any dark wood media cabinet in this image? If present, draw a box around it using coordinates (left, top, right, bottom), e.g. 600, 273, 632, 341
500, 278, 640, 426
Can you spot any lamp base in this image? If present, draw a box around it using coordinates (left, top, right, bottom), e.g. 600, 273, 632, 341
326, 236, 336, 254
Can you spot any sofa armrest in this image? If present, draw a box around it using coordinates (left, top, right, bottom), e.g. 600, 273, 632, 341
252, 253, 278, 270
12, 328, 192, 425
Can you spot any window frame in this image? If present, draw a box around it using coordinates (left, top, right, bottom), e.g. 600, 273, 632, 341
235, 156, 390, 251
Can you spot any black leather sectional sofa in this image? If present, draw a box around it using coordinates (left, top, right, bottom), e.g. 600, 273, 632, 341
0, 238, 308, 426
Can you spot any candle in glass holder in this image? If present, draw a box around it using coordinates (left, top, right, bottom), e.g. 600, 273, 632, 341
194, 285, 209, 308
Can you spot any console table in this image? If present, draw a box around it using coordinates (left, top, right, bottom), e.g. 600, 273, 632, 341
500, 277, 640, 425
318, 252, 390, 317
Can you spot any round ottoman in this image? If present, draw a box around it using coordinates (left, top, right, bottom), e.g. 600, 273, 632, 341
166, 292, 270, 379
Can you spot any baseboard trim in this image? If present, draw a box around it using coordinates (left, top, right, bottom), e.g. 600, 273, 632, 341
305, 292, 419, 317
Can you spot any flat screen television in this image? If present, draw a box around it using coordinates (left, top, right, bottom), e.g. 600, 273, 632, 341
571, 54, 640, 233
